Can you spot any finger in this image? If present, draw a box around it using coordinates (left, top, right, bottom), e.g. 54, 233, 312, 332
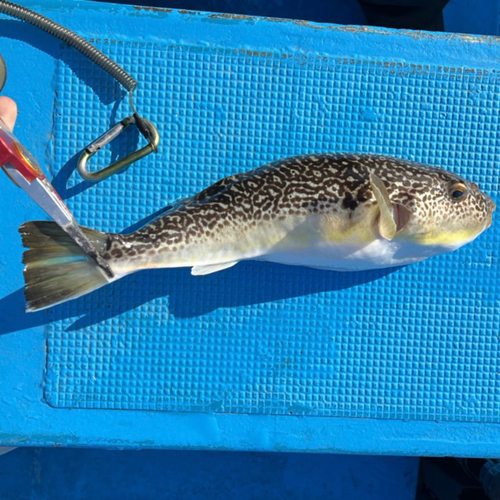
0, 96, 17, 131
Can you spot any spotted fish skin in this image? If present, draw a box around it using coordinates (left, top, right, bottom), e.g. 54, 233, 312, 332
102, 153, 495, 275
19, 153, 495, 311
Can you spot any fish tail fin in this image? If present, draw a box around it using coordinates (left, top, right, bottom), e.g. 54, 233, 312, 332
19, 221, 113, 312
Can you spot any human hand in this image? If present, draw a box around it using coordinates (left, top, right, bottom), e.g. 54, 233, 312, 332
0, 96, 17, 131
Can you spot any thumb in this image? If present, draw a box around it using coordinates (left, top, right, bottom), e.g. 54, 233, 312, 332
0, 97, 17, 131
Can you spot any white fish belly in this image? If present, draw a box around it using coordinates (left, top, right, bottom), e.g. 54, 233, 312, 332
257, 238, 447, 271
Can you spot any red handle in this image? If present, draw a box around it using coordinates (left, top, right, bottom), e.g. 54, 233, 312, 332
0, 126, 44, 183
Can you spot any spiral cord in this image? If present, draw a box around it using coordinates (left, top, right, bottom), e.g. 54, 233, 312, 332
0, 0, 137, 92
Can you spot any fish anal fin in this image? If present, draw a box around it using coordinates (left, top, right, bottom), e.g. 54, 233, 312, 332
191, 261, 239, 276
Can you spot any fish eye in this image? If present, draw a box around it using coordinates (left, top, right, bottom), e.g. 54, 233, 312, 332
449, 182, 467, 200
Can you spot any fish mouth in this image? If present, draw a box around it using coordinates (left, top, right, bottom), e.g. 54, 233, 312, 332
490, 199, 497, 213
481, 195, 496, 230
485, 213, 494, 230
486, 197, 496, 229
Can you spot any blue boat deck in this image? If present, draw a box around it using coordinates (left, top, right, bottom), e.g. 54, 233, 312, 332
0, 3, 500, 492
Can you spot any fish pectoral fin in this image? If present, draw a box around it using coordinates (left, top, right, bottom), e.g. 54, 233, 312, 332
393, 203, 412, 232
191, 261, 239, 276
370, 173, 397, 240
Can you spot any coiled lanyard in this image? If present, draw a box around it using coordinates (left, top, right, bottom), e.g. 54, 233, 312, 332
0, 0, 160, 181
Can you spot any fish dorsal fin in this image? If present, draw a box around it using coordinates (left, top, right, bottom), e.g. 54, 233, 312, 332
370, 173, 397, 240
191, 261, 239, 276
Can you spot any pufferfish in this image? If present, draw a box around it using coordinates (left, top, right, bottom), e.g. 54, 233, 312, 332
20, 153, 495, 311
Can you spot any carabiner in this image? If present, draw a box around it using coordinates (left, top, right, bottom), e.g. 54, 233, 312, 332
77, 115, 160, 182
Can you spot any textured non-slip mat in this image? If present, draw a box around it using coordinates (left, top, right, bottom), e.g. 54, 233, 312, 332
44, 40, 500, 422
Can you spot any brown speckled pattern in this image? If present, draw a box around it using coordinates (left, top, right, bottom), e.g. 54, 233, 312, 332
102, 154, 495, 268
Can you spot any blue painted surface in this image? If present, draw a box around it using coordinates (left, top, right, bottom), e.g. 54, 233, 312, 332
90, 0, 500, 36
0, 0, 500, 457
92, 0, 368, 26
0, 448, 418, 500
